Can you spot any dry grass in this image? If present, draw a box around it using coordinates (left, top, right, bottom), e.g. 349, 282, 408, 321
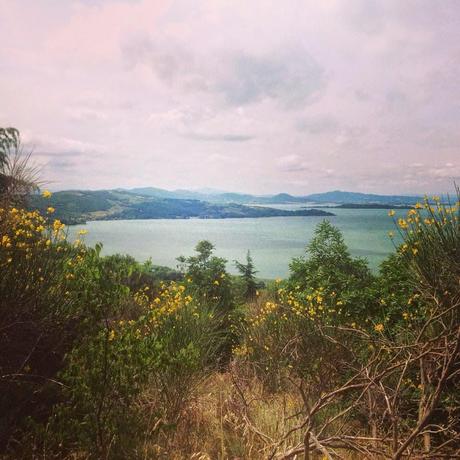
137, 370, 312, 460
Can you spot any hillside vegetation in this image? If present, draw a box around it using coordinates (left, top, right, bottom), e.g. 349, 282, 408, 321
28, 190, 334, 224
1, 129, 460, 459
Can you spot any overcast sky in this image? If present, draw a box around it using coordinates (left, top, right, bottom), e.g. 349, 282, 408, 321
1, 0, 459, 194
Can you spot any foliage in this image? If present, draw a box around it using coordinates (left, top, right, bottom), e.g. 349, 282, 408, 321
0, 201, 221, 458
0, 127, 19, 169
0, 128, 39, 205
234, 250, 259, 301
232, 197, 460, 458
178, 240, 238, 364
178, 240, 234, 313
2, 128, 460, 459
289, 220, 375, 324
50, 282, 220, 459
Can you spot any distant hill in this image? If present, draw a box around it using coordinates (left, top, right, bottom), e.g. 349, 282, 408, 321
261, 193, 305, 204
29, 190, 334, 224
128, 187, 259, 203
303, 190, 422, 205
33, 187, 440, 224
333, 203, 413, 209
126, 187, 424, 205
128, 187, 206, 200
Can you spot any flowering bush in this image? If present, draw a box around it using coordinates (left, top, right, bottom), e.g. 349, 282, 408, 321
0, 199, 222, 459
2, 131, 460, 459
230, 196, 460, 458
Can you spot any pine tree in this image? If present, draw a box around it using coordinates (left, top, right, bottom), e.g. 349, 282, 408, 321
235, 250, 258, 300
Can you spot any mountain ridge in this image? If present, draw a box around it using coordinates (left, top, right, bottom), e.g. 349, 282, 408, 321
126, 187, 424, 205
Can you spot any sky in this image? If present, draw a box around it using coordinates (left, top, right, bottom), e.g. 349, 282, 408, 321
1, 0, 459, 195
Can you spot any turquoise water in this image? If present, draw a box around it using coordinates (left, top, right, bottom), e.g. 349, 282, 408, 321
68, 208, 405, 279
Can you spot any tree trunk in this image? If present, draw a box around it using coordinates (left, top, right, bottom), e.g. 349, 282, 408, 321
367, 389, 378, 448
303, 430, 310, 460
423, 432, 431, 453
392, 417, 399, 454
371, 422, 378, 448
419, 357, 431, 454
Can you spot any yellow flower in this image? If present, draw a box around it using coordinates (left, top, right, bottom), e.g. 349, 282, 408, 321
412, 248, 418, 256
47, 207, 55, 214
1, 235, 11, 247
398, 218, 408, 229
78, 229, 88, 236
388, 231, 394, 238
388, 210, 395, 217
415, 202, 423, 209
108, 330, 115, 341
53, 219, 64, 232
42, 190, 52, 198
374, 323, 384, 333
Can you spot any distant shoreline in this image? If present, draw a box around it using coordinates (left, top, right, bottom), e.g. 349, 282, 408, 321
65, 210, 335, 226
311, 203, 414, 210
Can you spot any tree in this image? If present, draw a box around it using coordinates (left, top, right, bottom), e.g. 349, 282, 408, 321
0, 127, 39, 205
289, 220, 374, 322
290, 221, 371, 283
178, 241, 237, 363
178, 240, 233, 313
235, 250, 258, 300
0, 127, 19, 169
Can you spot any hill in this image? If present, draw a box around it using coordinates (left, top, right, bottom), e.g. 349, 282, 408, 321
127, 187, 424, 205
303, 190, 422, 205
29, 190, 334, 224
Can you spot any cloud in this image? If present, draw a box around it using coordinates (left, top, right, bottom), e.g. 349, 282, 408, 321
207, 153, 236, 163
122, 38, 198, 85
216, 48, 325, 108
123, 37, 325, 108
427, 165, 460, 180
1, 0, 460, 194
295, 116, 339, 134
276, 155, 337, 178
184, 133, 253, 142
46, 158, 76, 170
277, 154, 310, 172
66, 107, 109, 122
23, 135, 105, 158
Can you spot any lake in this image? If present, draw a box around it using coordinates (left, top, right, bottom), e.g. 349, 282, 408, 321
68, 207, 406, 279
